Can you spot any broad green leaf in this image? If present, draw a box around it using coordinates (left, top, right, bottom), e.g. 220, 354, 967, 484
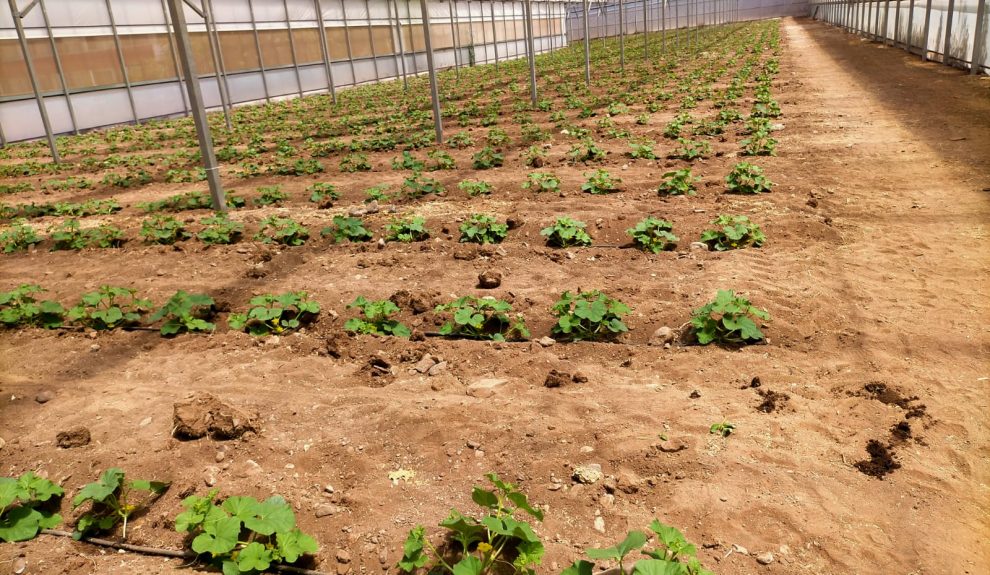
73, 468, 124, 507
244, 496, 295, 535
0, 507, 41, 542
222, 495, 259, 523
452, 555, 483, 575
276, 528, 319, 563
192, 515, 240, 556
471, 487, 498, 509
587, 530, 649, 561
506, 491, 544, 521
237, 541, 273, 572
128, 479, 169, 494
560, 560, 595, 575
397, 526, 429, 572
632, 559, 689, 575
0, 479, 17, 508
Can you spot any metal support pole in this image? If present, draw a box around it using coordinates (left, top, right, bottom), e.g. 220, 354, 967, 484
882, 0, 890, 45
905, 0, 915, 51
942, 0, 955, 65
161, 0, 191, 114
466, 0, 475, 64
203, 0, 232, 130
314, 0, 337, 102
341, 0, 357, 85
248, 0, 272, 102
105, 0, 139, 124
643, 0, 648, 60
39, 0, 78, 134
921, 0, 932, 60
406, 0, 419, 75
972, 0, 987, 74
449, 0, 460, 77
389, 0, 409, 89
165, 0, 226, 211
282, 0, 304, 97
893, 0, 901, 47
583, 0, 591, 84
618, 0, 624, 72
524, 0, 537, 104
490, 1, 499, 70
365, 0, 381, 81
419, 0, 443, 143
8, 0, 59, 162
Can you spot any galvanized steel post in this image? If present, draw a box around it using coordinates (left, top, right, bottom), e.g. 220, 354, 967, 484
314, 0, 338, 101
942, 0, 954, 66
7, 0, 59, 162
161, 0, 191, 114
972, 0, 987, 74
524, 0, 537, 104
105, 0, 140, 124
38, 0, 78, 134
203, 0, 233, 130
165, 0, 226, 211
583, 0, 591, 83
921, 0, 932, 61
419, 0, 443, 143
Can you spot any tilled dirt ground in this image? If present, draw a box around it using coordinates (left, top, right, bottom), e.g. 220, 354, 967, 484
1, 17, 988, 575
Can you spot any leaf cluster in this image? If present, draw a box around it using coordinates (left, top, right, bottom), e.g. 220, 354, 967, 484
386, 216, 430, 243
0, 284, 64, 328
321, 216, 372, 243
67, 286, 151, 330
541, 217, 592, 248
459, 214, 508, 244
626, 217, 679, 253
148, 290, 216, 335
255, 216, 309, 246
434, 296, 530, 341
344, 296, 410, 338
228, 291, 320, 336
699, 215, 765, 251
72, 468, 169, 540
550, 290, 630, 341
690, 289, 770, 345
0, 472, 64, 542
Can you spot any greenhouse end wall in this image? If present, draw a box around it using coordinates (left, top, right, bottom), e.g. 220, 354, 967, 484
0, 0, 568, 143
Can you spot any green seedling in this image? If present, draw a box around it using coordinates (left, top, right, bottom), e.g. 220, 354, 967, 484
72, 468, 168, 540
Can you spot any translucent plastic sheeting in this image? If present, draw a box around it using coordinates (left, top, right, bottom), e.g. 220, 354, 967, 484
0, 0, 567, 142
811, 0, 988, 72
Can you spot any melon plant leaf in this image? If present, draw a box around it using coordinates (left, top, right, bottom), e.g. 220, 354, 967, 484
0, 507, 41, 542
452, 555, 483, 575
470, 487, 498, 509
632, 559, 689, 575
72, 468, 124, 508
560, 560, 595, 575
586, 530, 648, 561
192, 515, 241, 556
277, 528, 319, 563
398, 526, 430, 572
244, 496, 295, 535
221, 496, 258, 523
237, 541, 273, 572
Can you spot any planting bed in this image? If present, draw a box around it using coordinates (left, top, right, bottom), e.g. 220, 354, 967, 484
1, 16, 989, 575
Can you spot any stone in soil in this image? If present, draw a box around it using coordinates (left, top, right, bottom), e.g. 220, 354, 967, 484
756, 552, 775, 565
35, 390, 54, 404
544, 369, 572, 388
649, 326, 675, 346
572, 463, 604, 484
477, 270, 502, 289
56, 426, 91, 448
173, 392, 258, 441
467, 378, 508, 398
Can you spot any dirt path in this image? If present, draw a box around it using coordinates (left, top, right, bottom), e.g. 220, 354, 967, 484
771, 18, 990, 574
1, 17, 988, 575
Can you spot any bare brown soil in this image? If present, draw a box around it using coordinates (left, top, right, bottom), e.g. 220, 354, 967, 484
2, 17, 989, 575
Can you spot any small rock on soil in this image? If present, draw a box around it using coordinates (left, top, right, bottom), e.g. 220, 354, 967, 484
56, 426, 91, 448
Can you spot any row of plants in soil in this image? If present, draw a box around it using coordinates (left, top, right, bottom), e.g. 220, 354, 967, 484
0, 22, 779, 209
2, 469, 715, 575
0, 160, 773, 233
1, 284, 770, 346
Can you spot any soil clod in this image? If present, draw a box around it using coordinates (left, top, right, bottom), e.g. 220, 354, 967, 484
854, 439, 901, 479
756, 389, 790, 413
56, 426, 91, 448
172, 392, 258, 441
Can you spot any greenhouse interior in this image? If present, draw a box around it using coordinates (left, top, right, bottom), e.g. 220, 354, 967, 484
0, 1, 987, 575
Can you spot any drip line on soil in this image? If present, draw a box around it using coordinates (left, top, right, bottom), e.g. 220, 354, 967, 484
40, 530, 328, 575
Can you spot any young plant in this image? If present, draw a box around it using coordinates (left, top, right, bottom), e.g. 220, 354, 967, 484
307, 183, 340, 207
402, 173, 445, 199
486, 127, 510, 147
458, 214, 508, 244
541, 217, 592, 248
340, 152, 372, 172
427, 149, 456, 170
563, 519, 715, 575
176, 491, 318, 575
472, 146, 504, 169
710, 421, 736, 437
551, 290, 630, 341
740, 128, 777, 156
567, 139, 607, 163
447, 131, 474, 149
397, 473, 544, 575
386, 216, 430, 242
392, 150, 426, 172
434, 296, 530, 341
72, 468, 168, 539
459, 180, 493, 197
67, 286, 152, 330
148, 291, 215, 335
140, 215, 190, 245
628, 141, 657, 160
364, 184, 392, 203
0, 472, 64, 542
522, 172, 561, 193
255, 216, 310, 246
197, 214, 244, 245
582, 169, 621, 195
254, 185, 287, 206
49, 220, 124, 250
321, 216, 372, 243
657, 168, 699, 196
344, 296, 410, 338
0, 220, 41, 253
521, 145, 549, 167
699, 215, 766, 251
668, 138, 711, 161
690, 289, 770, 345
228, 291, 320, 336
626, 217, 679, 253
0, 284, 64, 328
725, 162, 773, 194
